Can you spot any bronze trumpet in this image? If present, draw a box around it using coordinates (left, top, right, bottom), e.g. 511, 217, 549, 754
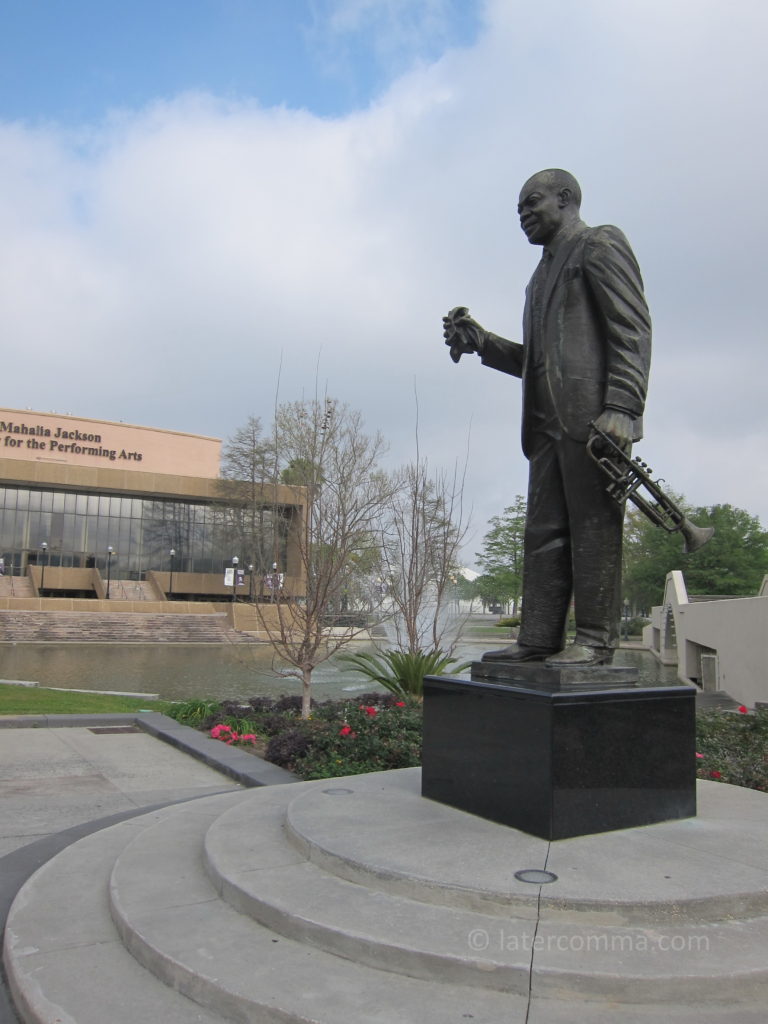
587, 424, 714, 554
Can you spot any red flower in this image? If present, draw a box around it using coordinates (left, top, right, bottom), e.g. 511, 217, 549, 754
360, 705, 378, 716
339, 725, 356, 737
695, 752, 704, 759
395, 701, 406, 707
211, 724, 234, 740
738, 705, 748, 714
710, 770, 722, 779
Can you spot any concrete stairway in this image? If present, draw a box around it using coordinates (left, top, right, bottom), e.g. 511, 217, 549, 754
0, 610, 259, 643
4, 769, 768, 1023
107, 578, 161, 601
0, 576, 34, 598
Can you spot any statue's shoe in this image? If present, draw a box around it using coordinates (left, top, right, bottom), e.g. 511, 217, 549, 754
481, 643, 558, 663
544, 643, 613, 666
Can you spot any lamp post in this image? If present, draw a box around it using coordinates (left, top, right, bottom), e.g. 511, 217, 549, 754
231, 556, 239, 603
106, 546, 114, 600
40, 542, 48, 595
623, 597, 630, 641
169, 548, 176, 601
248, 563, 254, 602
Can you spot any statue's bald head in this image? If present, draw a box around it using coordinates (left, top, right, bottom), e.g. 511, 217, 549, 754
521, 169, 582, 209
517, 169, 582, 247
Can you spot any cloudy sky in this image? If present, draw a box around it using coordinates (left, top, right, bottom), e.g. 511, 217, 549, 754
2, 0, 767, 564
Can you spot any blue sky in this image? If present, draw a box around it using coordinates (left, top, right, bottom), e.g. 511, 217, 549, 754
1, 0, 481, 122
2, 0, 768, 554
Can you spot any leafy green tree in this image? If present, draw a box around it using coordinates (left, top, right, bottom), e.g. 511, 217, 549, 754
682, 504, 768, 595
453, 573, 479, 604
621, 502, 688, 613
473, 569, 521, 613
476, 496, 526, 614
622, 501, 768, 611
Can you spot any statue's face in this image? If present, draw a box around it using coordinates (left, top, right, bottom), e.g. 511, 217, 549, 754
517, 178, 564, 246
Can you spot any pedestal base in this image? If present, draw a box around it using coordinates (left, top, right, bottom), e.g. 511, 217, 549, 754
422, 673, 697, 840
471, 658, 639, 691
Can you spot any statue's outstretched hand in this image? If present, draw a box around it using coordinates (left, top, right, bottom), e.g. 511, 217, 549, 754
443, 306, 485, 363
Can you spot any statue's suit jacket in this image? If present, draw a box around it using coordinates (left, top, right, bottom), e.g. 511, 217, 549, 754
479, 222, 652, 456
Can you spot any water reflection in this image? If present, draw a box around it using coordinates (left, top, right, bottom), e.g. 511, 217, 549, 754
0, 640, 679, 702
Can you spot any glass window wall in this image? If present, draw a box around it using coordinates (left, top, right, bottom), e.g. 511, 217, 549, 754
0, 485, 290, 578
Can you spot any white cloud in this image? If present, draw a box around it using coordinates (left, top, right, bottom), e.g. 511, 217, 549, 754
1, 0, 767, 562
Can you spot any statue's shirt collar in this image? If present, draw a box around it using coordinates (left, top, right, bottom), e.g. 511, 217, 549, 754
544, 218, 584, 259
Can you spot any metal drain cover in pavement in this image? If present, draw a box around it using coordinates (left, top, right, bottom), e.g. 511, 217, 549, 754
514, 869, 558, 884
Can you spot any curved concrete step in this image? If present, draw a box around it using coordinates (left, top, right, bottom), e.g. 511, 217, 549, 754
203, 793, 536, 993
285, 769, 768, 924
3, 795, 247, 1024
6, 771, 768, 1024
107, 787, 525, 1023
108, 771, 768, 1006
202, 775, 768, 1004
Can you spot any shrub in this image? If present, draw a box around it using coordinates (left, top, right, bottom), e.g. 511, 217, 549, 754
274, 694, 314, 715
217, 713, 261, 735
696, 707, 768, 792
166, 698, 221, 727
338, 648, 471, 698
209, 723, 259, 748
248, 696, 275, 713
495, 617, 521, 628
259, 712, 298, 736
297, 699, 422, 780
265, 727, 314, 769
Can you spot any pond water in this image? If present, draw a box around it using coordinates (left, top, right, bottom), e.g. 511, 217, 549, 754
0, 640, 680, 703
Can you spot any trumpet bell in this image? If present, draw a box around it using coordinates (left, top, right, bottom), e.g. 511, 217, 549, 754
681, 520, 715, 555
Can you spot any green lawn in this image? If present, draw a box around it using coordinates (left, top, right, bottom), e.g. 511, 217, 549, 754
0, 684, 172, 716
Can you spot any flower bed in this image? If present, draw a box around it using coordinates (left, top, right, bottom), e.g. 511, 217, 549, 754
695, 706, 768, 792
167, 692, 422, 780
167, 696, 768, 790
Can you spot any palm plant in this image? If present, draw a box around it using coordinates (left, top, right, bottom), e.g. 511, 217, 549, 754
339, 648, 471, 698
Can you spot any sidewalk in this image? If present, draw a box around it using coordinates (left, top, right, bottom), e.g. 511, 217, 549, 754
0, 712, 295, 1023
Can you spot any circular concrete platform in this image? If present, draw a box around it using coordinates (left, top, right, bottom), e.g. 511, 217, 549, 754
280, 767, 768, 923
6, 768, 768, 1023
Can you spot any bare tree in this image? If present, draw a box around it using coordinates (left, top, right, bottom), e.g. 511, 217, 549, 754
378, 457, 470, 654
217, 417, 282, 578
252, 397, 393, 717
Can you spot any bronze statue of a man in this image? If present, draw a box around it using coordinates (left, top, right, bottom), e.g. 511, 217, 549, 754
445, 169, 651, 666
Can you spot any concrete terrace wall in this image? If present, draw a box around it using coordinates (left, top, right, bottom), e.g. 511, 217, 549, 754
646, 571, 768, 708
0, 597, 223, 614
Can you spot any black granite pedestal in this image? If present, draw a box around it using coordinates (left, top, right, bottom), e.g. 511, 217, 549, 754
421, 664, 697, 840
